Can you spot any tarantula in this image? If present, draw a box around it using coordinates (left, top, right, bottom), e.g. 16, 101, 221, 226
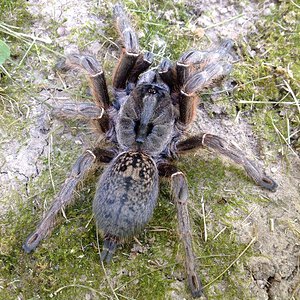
23, 4, 277, 298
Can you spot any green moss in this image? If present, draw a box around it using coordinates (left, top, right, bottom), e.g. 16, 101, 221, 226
0, 152, 259, 299
231, 1, 300, 154
175, 155, 259, 299
0, 0, 31, 28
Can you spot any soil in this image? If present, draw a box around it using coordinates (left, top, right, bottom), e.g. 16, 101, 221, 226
1, 0, 299, 299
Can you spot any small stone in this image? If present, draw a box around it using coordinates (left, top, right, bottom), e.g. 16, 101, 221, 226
219, 7, 228, 14
64, 44, 79, 56
263, 8, 272, 16
193, 27, 205, 38
57, 26, 67, 37
85, 293, 92, 300
256, 279, 265, 288
249, 50, 256, 58
75, 140, 83, 145
47, 73, 55, 80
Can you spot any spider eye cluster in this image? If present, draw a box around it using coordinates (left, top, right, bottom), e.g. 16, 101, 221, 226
148, 88, 156, 94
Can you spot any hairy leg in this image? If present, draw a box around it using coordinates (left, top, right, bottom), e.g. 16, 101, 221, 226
56, 54, 110, 132
158, 59, 177, 93
52, 102, 104, 120
177, 40, 233, 74
175, 40, 233, 126
23, 148, 116, 253
172, 171, 205, 298
176, 133, 277, 191
128, 52, 154, 87
57, 54, 110, 109
113, 4, 140, 89
158, 163, 205, 298
178, 61, 232, 125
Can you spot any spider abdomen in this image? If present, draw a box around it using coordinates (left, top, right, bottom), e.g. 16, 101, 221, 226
93, 151, 159, 260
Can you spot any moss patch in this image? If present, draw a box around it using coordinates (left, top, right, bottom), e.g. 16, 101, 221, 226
231, 1, 300, 154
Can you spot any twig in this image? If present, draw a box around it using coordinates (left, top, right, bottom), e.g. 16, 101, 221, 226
97, 32, 119, 49
201, 195, 207, 242
291, 0, 300, 9
48, 133, 56, 193
271, 118, 298, 157
0, 65, 12, 79
18, 39, 36, 67
0, 22, 52, 44
241, 206, 257, 226
54, 284, 109, 298
0, 22, 64, 58
269, 218, 275, 232
289, 278, 300, 300
286, 114, 291, 146
213, 226, 227, 240
238, 75, 273, 86
283, 79, 300, 114
114, 264, 173, 292
85, 214, 94, 228
239, 100, 297, 105
204, 236, 256, 288
204, 14, 244, 30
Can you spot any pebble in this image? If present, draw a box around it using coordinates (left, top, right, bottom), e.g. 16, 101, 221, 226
219, 7, 228, 14
75, 140, 83, 145
256, 279, 266, 288
193, 27, 205, 38
57, 26, 67, 37
263, 8, 272, 16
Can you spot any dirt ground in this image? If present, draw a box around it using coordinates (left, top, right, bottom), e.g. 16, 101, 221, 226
1, 0, 299, 299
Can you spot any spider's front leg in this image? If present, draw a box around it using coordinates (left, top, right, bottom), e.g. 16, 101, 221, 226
158, 164, 205, 298
23, 148, 115, 253
158, 59, 177, 92
52, 102, 104, 120
177, 133, 277, 191
57, 54, 110, 109
176, 39, 233, 87
174, 41, 233, 125
56, 54, 110, 132
113, 4, 139, 89
179, 61, 232, 125
113, 4, 154, 91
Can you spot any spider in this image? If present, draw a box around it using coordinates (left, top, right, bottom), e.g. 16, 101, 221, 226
23, 4, 277, 298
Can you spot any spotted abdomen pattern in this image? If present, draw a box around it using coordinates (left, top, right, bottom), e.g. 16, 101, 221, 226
93, 151, 159, 240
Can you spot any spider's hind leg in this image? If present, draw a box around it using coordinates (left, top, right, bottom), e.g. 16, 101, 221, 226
23, 148, 116, 253
158, 163, 205, 298
23, 150, 97, 253
51, 102, 104, 120
100, 234, 120, 263
176, 133, 278, 191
